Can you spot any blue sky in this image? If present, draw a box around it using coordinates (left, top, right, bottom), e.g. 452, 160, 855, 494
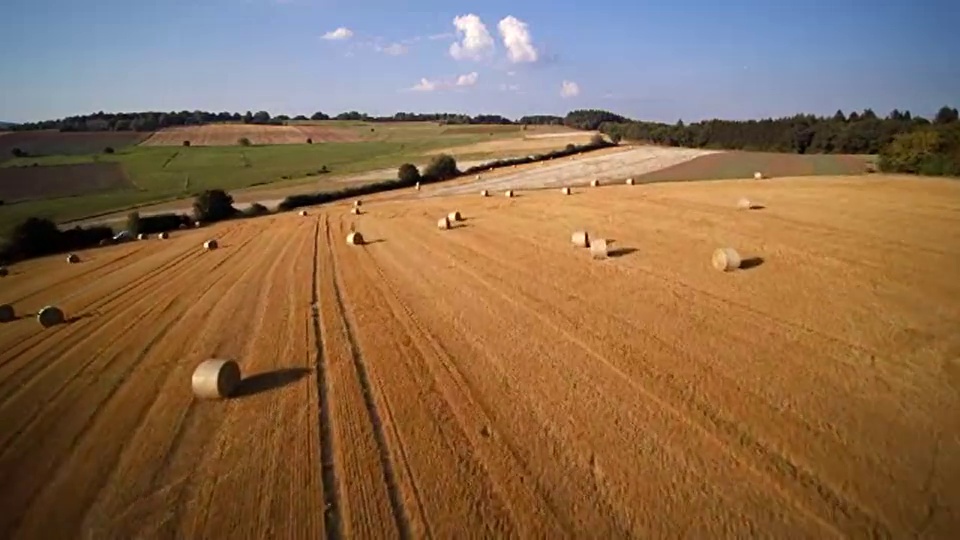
1, 0, 958, 123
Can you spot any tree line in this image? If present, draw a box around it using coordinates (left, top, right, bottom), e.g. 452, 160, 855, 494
6, 110, 521, 132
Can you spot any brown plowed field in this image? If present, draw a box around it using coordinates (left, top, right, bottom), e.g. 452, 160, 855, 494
140, 124, 362, 146
1, 175, 958, 538
0, 131, 149, 162
0, 163, 132, 202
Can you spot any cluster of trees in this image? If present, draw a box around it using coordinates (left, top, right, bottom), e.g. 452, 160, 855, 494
0, 218, 114, 262
596, 107, 957, 154
518, 115, 564, 125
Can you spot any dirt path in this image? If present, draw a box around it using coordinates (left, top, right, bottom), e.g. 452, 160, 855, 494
1, 174, 958, 537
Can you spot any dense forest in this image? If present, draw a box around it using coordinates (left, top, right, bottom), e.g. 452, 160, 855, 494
3, 105, 957, 176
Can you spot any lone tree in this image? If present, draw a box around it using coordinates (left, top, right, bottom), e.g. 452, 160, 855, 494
193, 189, 238, 223
423, 154, 459, 182
398, 163, 421, 184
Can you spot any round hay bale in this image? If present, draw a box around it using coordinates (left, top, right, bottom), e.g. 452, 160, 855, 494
448, 211, 462, 222
158, 232, 169, 240
437, 217, 451, 230
191, 359, 242, 399
504, 190, 514, 198
299, 210, 308, 216
712, 248, 742, 272
0, 304, 14, 323
346, 232, 364, 245
204, 239, 218, 250
351, 207, 361, 215
626, 178, 635, 185
561, 187, 571, 195
66, 253, 79, 264
475, 175, 481, 180
0, 266, 8, 277
353, 200, 362, 208
194, 221, 202, 228
480, 189, 489, 197
37, 306, 65, 328
737, 198, 752, 210
137, 233, 146, 240
415, 182, 421, 191
590, 238, 609, 260
591, 179, 600, 187
571, 231, 590, 248
754, 171, 763, 180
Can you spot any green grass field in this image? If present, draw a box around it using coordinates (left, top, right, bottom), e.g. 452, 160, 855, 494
0, 123, 572, 235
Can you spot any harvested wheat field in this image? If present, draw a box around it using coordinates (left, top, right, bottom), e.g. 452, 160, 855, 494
1, 175, 959, 538
140, 124, 362, 146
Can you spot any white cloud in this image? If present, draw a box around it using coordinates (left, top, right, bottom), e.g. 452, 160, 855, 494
497, 16, 538, 63
376, 43, 408, 56
456, 72, 479, 86
449, 14, 494, 61
410, 72, 480, 92
412, 78, 440, 92
322, 27, 353, 40
499, 83, 519, 92
560, 80, 580, 98
428, 32, 454, 41
507, 71, 516, 77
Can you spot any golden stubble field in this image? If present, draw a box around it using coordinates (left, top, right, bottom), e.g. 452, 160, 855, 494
1, 174, 958, 538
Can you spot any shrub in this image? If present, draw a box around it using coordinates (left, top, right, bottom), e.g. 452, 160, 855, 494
11, 147, 27, 158
565, 143, 576, 152
398, 163, 420, 184
0, 217, 113, 262
104, 146, 115, 154
182, 140, 191, 147
590, 133, 605, 146
193, 189, 238, 223
136, 213, 189, 234
306, 138, 313, 144
126, 211, 142, 235
320, 165, 329, 174
238, 137, 252, 146
241, 202, 270, 217
423, 154, 459, 182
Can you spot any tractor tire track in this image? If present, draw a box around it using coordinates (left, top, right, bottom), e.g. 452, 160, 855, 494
324, 218, 411, 539
311, 217, 342, 540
